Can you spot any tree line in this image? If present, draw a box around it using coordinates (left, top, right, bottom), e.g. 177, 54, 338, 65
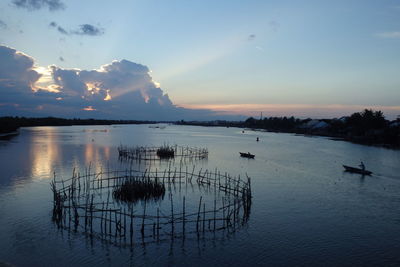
243, 109, 399, 148
0, 116, 155, 134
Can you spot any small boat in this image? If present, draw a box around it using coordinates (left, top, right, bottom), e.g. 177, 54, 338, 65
343, 165, 372, 175
240, 152, 255, 159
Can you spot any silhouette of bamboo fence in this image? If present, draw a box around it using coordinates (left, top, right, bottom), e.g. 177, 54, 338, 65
51, 165, 251, 246
118, 145, 208, 161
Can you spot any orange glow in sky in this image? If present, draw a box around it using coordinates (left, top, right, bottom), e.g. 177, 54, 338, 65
83, 106, 96, 111
179, 103, 400, 118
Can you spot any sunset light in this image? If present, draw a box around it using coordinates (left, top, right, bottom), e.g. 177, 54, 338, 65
1, 1, 400, 266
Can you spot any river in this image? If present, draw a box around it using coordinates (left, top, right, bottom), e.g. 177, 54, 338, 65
0, 124, 399, 266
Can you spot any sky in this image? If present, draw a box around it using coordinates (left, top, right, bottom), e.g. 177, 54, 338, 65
0, 0, 400, 120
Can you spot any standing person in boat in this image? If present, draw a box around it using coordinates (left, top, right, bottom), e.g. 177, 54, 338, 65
359, 161, 365, 171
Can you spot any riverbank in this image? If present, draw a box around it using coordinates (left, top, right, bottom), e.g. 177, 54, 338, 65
176, 110, 400, 149
2, 109, 399, 149
0, 116, 157, 135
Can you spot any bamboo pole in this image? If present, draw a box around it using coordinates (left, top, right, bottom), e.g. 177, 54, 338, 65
196, 196, 202, 233
182, 196, 186, 238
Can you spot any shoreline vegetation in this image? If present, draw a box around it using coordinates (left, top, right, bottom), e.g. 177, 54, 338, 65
1, 109, 399, 148
0, 117, 156, 134
177, 109, 400, 149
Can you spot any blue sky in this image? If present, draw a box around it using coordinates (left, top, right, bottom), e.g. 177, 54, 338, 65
1, 0, 400, 119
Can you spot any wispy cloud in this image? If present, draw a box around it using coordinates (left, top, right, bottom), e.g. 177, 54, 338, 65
49, 22, 104, 36
269, 20, 280, 32
255, 46, 264, 52
73, 24, 104, 36
376, 31, 400, 39
248, 34, 256, 41
0, 20, 7, 29
57, 26, 68, 35
12, 0, 65, 11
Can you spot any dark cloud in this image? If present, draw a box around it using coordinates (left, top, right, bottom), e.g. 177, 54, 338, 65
0, 45, 46, 113
73, 24, 104, 36
49, 22, 104, 36
0, 45, 221, 120
0, 20, 7, 29
248, 34, 256, 41
57, 26, 68, 35
49, 21, 68, 35
0, 45, 41, 95
12, 0, 65, 11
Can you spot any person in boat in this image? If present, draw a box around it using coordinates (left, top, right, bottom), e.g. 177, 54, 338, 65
256, 137, 259, 142
359, 161, 365, 171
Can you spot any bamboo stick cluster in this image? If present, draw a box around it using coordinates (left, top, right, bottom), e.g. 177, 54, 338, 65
51, 164, 252, 246
118, 145, 208, 161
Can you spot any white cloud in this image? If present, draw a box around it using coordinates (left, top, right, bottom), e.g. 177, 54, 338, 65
0, 45, 219, 120
376, 31, 400, 39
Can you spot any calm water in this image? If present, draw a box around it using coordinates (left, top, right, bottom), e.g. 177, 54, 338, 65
0, 124, 400, 266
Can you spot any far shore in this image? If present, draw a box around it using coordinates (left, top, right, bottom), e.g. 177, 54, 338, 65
1, 109, 399, 149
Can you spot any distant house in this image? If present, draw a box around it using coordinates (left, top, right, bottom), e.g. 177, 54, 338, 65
389, 120, 400, 128
300, 119, 329, 130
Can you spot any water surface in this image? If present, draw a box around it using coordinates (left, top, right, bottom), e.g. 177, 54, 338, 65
0, 124, 399, 266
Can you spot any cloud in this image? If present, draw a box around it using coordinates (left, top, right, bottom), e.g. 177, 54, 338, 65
49, 22, 68, 34
269, 20, 280, 32
248, 34, 256, 41
0, 45, 219, 120
73, 24, 104, 36
255, 46, 264, 52
12, 0, 65, 11
0, 45, 41, 96
49, 22, 104, 36
57, 26, 68, 35
0, 20, 7, 29
376, 31, 400, 39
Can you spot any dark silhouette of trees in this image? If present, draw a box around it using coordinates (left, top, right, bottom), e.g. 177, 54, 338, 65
0, 116, 156, 134
346, 109, 386, 135
0, 117, 19, 133
1, 109, 399, 148
245, 116, 301, 131
243, 109, 398, 147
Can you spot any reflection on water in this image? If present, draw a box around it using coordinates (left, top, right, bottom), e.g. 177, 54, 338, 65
27, 127, 112, 179
0, 124, 400, 267
84, 143, 111, 169
30, 128, 60, 178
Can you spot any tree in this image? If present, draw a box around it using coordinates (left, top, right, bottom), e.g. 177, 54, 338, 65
346, 109, 386, 134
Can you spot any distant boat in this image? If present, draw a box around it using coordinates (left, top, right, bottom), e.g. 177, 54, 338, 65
239, 152, 255, 159
343, 165, 372, 175
149, 125, 166, 129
